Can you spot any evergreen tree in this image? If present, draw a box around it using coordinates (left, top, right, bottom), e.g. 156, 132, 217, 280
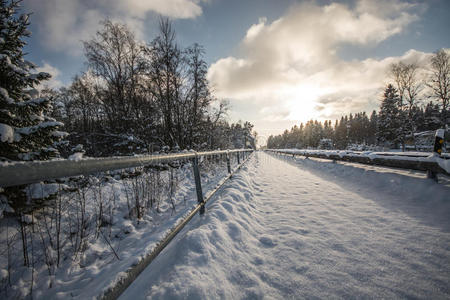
368, 110, 378, 145
413, 106, 425, 132
0, 0, 65, 162
334, 116, 348, 149
359, 112, 370, 144
378, 84, 400, 147
323, 120, 333, 140
0, 0, 67, 212
423, 101, 441, 130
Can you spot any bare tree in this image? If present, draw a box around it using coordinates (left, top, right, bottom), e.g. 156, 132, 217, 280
390, 61, 422, 149
83, 20, 146, 133
68, 73, 101, 133
185, 43, 212, 148
427, 49, 450, 126
145, 17, 184, 148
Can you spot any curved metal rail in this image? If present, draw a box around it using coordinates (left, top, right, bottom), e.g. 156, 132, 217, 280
0, 149, 253, 188
267, 149, 449, 177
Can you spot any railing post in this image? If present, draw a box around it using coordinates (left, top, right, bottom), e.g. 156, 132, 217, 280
192, 153, 205, 214
237, 151, 240, 164
226, 150, 231, 174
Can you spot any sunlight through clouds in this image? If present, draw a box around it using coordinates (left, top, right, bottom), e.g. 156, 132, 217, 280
207, 0, 428, 135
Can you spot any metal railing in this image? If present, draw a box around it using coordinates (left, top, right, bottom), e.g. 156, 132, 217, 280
267, 129, 449, 179
0, 148, 254, 300
267, 149, 449, 178
0, 149, 252, 188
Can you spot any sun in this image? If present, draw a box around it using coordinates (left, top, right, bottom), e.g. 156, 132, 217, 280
283, 84, 327, 123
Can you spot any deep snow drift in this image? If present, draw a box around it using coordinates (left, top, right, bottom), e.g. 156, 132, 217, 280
121, 151, 450, 299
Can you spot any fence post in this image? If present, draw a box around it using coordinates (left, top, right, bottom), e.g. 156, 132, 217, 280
427, 129, 445, 181
226, 150, 231, 174
192, 153, 205, 214
237, 151, 240, 164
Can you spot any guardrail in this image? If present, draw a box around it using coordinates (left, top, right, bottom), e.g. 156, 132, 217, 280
0, 149, 252, 188
267, 149, 449, 179
0, 149, 254, 219
0, 148, 254, 300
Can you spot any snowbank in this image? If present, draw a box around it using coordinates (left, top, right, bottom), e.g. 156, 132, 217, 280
0, 123, 14, 143
0, 154, 246, 299
271, 149, 450, 173
120, 152, 450, 299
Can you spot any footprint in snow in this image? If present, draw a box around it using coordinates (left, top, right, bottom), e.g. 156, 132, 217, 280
259, 236, 277, 248
252, 256, 264, 265
298, 229, 310, 235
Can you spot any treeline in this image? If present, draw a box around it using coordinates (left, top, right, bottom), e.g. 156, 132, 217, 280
44, 19, 255, 157
1, 0, 256, 209
1, 7, 256, 164
267, 50, 450, 150
267, 103, 443, 149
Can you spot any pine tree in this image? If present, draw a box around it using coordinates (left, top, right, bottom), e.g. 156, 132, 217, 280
323, 120, 333, 140
334, 116, 348, 149
1, 0, 67, 213
0, 0, 65, 162
368, 110, 378, 145
378, 84, 400, 147
423, 101, 441, 131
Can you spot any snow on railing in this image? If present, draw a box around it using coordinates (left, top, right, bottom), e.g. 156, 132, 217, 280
268, 129, 449, 180
267, 149, 450, 179
0, 149, 253, 188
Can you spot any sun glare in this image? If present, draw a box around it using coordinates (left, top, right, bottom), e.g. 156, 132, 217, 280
284, 84, 326, 123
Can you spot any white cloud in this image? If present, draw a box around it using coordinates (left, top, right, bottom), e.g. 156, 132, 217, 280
36, 62, 63, 90
112, 0, 203, 19
207, 0, 428, 137
25, 0, 204, 55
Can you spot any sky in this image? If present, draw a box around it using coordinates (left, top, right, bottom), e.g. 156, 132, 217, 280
22, 0, 450, 145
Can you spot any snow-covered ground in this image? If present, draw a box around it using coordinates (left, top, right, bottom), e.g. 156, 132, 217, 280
0, 154, 244, 299
120, 151, 450, 299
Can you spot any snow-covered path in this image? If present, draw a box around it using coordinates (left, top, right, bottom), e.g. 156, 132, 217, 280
120, 151, 450, 299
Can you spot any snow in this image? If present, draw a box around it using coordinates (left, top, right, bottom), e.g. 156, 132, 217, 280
273, 148, 450, 173
0, 154, 246, 299
0, 123, 14, 143
51, 130, 69, 138
436, 129, 445, 139
1, 151, 449, 298
17, 97, 47, 107
16, 121, 63, 136
68, 152, 84, 161
27, 182, 63, 199
0, 87, 14, 104
120, 151, 450, 299
437, 158, 450, 173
